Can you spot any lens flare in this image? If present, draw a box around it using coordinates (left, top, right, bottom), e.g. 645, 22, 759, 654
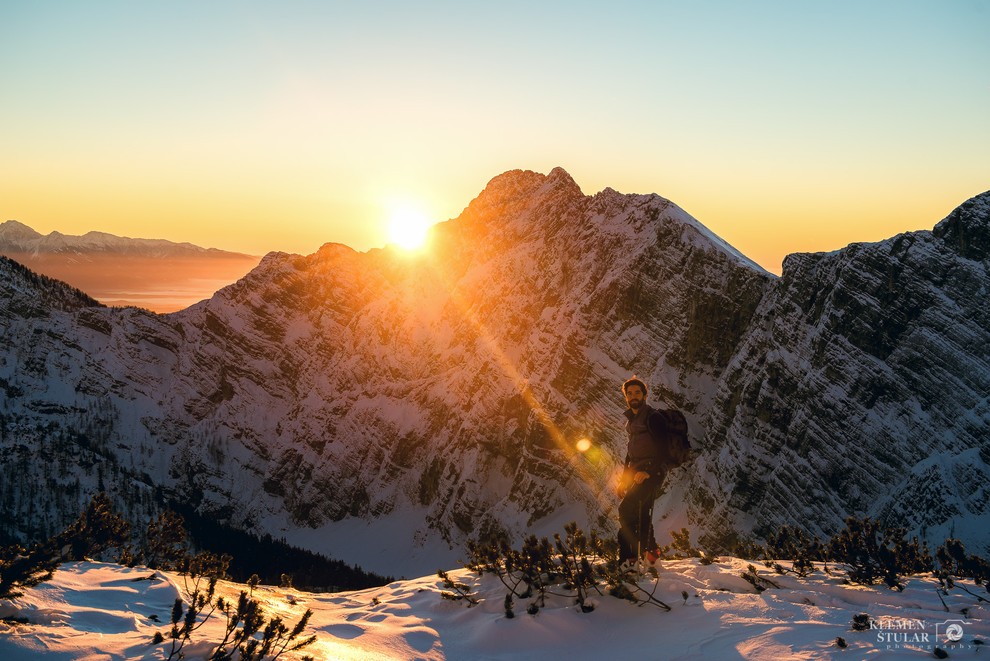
414, 237, 621, 524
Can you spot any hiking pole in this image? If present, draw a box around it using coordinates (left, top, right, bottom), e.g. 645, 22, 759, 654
636, 496, 643, 562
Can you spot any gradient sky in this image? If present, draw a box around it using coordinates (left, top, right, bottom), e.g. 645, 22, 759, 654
2, 1, 987, 273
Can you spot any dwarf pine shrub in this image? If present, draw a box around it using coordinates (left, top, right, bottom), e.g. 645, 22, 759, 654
826, 517, 932, 590
465, 522, 670, 613
935, 538, 990, 604
763, 526, 822, 577
0, 492, 129, 599
161, 584, 316, 661
664, 528, 701, 559
438, 570, 480, 605
936, 539, 990, 584
141, 510, 190, 570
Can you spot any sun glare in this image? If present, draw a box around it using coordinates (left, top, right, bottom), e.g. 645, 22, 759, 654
387, 205, 432, 251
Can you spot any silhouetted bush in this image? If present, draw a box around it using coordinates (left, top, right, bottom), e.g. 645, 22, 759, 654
826, 517, 932, 590
465, 521, 670, 613
936, 538, 990, 584
763, 525, 823, 577
0, 492, 128, 599
159, 566, 316, 661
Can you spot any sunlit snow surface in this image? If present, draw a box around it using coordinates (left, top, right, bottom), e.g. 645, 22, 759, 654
0, 560, 986, 660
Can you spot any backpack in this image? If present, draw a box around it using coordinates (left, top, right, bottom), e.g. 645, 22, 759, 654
648, 409, 691, 469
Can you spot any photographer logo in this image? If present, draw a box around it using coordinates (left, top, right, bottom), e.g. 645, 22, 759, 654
935, 620, 965, 644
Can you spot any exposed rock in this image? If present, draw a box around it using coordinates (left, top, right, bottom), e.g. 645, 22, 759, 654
684, 190, 990, 553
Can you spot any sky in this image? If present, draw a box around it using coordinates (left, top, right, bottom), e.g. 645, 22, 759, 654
1, 0, 987, 273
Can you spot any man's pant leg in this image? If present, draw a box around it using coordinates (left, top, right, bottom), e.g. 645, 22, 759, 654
617, 474, 662, 561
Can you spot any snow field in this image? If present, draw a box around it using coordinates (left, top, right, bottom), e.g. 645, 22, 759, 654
1, 558, 987, 660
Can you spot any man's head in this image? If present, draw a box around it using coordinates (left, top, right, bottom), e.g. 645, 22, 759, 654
622, 377, 647, 412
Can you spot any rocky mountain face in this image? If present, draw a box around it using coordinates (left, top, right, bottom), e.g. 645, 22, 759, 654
677, 191, 990, 552
1, 170, 987, 576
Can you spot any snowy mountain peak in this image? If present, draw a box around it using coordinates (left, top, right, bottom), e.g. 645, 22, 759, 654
314, 242, 359, 259
546, 165, 582, 191
689, 186, 990, 555
0, 168, 774, 574
0, 219, 43, 242
472, 167, 584, 211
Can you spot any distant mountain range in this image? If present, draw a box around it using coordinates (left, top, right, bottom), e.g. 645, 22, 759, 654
0, 220, 251, 257
1, 169, 987, 578
0, 220, 259, 312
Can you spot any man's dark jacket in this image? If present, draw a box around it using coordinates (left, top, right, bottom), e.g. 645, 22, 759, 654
623, 403, 668, 476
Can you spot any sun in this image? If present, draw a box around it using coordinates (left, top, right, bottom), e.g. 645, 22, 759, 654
387, 205, 433, 251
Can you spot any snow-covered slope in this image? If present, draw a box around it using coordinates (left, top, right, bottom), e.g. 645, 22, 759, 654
0, 560, 986, 660
1, 170, 987, 579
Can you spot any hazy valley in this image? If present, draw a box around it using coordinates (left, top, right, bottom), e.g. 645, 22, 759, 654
0, 221, 259, 312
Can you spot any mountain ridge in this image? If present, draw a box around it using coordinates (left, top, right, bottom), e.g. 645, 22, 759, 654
1, 171, 987, 577
0, 219, 257, 258
677, 187, 990, 551
0, 220, 261, 312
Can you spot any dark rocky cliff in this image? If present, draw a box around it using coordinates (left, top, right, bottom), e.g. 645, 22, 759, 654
682, 190, 990, 551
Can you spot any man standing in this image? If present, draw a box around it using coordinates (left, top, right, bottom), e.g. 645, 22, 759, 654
617, 377, 667, 565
